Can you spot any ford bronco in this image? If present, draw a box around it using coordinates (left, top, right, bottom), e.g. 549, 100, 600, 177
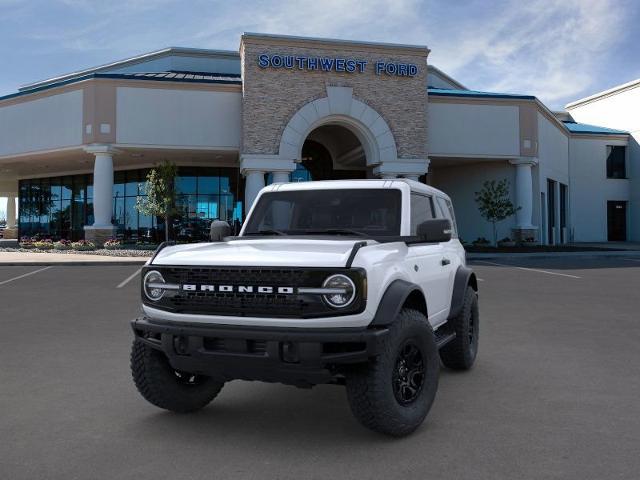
130, 179, 479, 436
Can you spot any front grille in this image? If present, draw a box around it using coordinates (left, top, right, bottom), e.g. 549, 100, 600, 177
145, 266, 366, 319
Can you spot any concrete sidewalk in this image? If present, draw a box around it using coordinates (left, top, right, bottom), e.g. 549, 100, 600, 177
0, 251, 150, 266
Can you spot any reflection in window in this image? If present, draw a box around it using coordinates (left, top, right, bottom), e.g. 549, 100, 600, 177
18, 167, 242, 242
606, 146, 626, 179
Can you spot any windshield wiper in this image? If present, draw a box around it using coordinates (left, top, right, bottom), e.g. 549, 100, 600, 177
303, 228, 369, 237
245, 229, 287, 236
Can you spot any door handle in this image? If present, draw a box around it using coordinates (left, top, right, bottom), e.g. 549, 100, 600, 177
441, 258, 451, 266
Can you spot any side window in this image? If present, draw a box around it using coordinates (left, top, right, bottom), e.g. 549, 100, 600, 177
436, 197, 458, 238
606, 145, 626, 179
410, 193, 434, 234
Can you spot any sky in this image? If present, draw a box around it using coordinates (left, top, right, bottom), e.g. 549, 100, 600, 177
0, 0, 638, 218
0, 0, 638, 104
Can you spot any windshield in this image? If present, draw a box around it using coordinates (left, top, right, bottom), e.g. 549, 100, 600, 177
243, 189, 402, 237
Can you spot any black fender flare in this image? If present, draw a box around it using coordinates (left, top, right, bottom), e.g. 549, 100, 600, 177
370, 279, 427, 327
448, 265, 478, 321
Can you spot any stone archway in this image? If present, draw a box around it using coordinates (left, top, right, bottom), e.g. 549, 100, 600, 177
278, 86, 398, 168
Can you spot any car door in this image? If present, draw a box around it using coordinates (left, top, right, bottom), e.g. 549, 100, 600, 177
405, 193, 450, 325
435, 196, 462, 312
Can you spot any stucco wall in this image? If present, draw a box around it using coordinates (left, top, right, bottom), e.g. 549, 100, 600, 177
568, 136, 630, 242
430, 161, 517, 243
116, 87, 242, 148
240, 36, 428, 160
567, 86, 639, 241
427, 102, 520, 157
0, 90, 83, 156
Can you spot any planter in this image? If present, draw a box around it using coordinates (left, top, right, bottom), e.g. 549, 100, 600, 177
71, 241, 96, 251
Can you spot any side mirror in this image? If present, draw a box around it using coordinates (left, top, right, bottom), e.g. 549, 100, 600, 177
209, 220, 231, 242
416, 218, 452, 243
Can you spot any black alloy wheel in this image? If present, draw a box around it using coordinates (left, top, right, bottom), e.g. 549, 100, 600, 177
392, 341, 425, 405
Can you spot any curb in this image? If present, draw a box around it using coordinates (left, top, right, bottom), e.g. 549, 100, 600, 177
467, 251, 640, 260
0, 260, 149, 266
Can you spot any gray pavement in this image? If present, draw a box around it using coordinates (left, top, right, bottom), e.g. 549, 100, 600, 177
1, 258, 640, 479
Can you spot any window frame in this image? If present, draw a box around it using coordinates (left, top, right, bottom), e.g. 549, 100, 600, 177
606, 145, 627, 179
409, 192, 436, 235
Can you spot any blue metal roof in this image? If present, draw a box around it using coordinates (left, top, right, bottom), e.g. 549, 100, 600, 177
562, 121, 628, 135
0, 71, 242, 102
428, 87, 535, 100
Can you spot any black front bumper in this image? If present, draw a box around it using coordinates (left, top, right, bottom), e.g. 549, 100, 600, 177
131, 317, 388, 387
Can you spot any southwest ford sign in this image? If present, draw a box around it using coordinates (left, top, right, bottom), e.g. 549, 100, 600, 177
257, 54, 418, 77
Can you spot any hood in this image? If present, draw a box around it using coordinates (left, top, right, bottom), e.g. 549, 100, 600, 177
151, 238, 369, 267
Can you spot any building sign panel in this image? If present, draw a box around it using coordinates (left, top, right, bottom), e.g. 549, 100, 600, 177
258, 53, 418, 77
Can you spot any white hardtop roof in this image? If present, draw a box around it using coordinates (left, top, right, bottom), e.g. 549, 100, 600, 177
264, 179, 449, 199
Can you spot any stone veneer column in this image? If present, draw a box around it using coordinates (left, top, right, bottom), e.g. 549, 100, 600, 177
509, 157, 539, 241
84, 145, 118, 245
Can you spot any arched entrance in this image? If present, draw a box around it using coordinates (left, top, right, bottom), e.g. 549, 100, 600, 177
278, 87, 399, 172
299, 124, 368, 181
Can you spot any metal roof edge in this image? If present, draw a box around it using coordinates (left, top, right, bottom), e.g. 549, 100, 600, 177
427, 88, 535, 100
427, 65, 467, 90
1, 72, 242, 103
19, 46, 240, 92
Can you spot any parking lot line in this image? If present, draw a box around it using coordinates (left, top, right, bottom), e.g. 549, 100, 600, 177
0, 266, 52, 286
475, 260, 581, 279
117, 268, 142, 289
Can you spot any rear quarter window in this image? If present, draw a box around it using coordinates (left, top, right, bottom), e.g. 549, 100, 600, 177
435, 197, 458, 238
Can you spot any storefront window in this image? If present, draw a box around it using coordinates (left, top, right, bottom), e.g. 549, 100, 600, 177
18, 167, 242, 242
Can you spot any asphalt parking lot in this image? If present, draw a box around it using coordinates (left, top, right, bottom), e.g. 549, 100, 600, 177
1, 257, 640, 479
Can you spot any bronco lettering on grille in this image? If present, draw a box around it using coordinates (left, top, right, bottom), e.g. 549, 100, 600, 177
182, 284, 295, 294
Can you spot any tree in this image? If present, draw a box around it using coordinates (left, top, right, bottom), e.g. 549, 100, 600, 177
474, 179, 519, 246
136, 161, 178, 242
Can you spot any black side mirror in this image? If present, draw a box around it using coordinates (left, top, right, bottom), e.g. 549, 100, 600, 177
416, 218, 452, 243
210, 220, 231, 242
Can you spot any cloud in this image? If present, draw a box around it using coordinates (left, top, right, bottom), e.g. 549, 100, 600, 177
424, 0, 632, 108
1, 0, 636, 108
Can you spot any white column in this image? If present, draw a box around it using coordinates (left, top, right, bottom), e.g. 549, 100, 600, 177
404, 175, 420, 181
509, 158, 538, 229
271, 171, 290, 184
240, 154, 295, 214
373, 158, 429, 180
6, 195, 16, 229
244, 170, 265, 211
90, 150, 115, 227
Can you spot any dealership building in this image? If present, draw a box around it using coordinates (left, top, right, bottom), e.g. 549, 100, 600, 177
0, 33, 637, 244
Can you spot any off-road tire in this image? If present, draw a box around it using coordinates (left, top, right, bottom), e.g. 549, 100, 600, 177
439, 286, 479, 370
345, 309, 439, 436
131, 340, 224, 413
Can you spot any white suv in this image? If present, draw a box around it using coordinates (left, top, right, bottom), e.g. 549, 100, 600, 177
130, 179, 479, 436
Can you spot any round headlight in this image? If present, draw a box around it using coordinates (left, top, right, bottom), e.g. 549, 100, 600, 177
322, 274, 356, 308
143, 270, 166, 301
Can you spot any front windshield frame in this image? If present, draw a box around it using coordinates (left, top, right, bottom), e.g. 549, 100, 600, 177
241, 188, 403, 238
